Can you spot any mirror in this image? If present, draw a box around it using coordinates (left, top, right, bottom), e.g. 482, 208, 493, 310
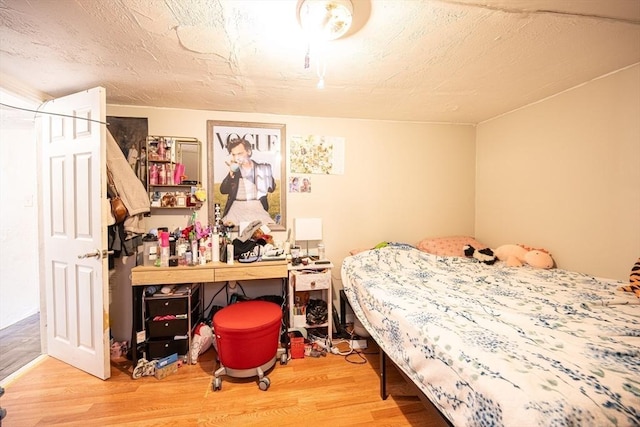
147, 136, 201, 186
175, 140, 200, 184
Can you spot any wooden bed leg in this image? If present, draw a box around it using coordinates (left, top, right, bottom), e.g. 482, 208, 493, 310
380, 347, 388, 400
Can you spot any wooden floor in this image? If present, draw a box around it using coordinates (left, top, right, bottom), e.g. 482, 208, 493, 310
0, 341, 450, 427
0, 313, 41, 382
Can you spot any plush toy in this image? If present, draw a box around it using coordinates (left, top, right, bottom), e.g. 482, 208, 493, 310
194, 184, 207, 202
463, 245, 497, 264
494, 244, 554, 269
252, 228, 274, 246
618, 257, 640, 297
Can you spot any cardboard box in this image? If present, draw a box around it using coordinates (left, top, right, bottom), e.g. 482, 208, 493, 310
155, 360, 178, 379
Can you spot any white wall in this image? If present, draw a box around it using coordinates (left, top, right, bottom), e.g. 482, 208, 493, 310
0, 89, 40, 329
475, 64, 640, 281
106, 105, 477, 303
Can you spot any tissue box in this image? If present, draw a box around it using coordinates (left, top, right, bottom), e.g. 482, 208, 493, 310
155, 360, 178, 379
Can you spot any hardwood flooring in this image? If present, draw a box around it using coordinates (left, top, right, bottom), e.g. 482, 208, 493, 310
1, 340, 450, 427
0, 313, 41, 382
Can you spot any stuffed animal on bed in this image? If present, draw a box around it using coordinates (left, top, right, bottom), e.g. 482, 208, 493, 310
494, 244, 554, 269
618, 257, 640, 297
463, 245, 497, 264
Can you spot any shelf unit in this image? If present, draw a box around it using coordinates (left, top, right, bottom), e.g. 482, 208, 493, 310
146, 135, 202, 210
288, 262, 333, 346
142, 283, 203, 363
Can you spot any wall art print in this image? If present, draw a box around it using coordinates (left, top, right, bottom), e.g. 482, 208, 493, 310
288, 176, 312, 193
289, 135, 345, 175
106, 116, 149, 187
207, 120, 286, 231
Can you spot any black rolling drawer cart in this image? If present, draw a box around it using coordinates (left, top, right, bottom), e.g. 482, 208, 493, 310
142, 283, 203, 364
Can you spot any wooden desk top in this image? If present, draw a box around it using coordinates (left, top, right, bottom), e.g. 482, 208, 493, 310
130, 259, 289, 286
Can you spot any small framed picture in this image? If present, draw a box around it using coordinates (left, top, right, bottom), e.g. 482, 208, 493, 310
176, 195, 187, 207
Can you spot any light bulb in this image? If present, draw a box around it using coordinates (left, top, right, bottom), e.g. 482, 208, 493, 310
317, 78, 325, 89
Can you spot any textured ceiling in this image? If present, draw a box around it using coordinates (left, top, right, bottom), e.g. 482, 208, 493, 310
1, 0, 639, 124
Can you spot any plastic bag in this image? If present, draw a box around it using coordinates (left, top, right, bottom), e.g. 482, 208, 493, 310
190, 323, 213, 364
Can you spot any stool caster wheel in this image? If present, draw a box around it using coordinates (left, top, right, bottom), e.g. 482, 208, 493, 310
212, 377, 222, 391
258, 376, 270, 391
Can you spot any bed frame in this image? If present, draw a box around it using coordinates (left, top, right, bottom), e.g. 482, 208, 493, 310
379, 346, 453, 426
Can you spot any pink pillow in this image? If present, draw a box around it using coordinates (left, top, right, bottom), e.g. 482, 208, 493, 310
416, 236, 487, 257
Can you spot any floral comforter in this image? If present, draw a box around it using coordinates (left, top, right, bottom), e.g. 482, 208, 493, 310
341, 245, 640, 426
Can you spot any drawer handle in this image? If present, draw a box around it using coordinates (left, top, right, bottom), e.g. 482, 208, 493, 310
164, 302, 169, 306
310, 281, 316, 287
164, 322, 169, 327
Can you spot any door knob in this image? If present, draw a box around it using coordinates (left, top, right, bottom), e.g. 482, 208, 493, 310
78, 249, 114, 259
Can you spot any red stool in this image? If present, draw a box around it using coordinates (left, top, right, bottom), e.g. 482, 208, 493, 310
212, 300, 286, 391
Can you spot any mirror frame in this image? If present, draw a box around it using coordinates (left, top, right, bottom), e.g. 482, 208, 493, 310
206, 120, 286, 231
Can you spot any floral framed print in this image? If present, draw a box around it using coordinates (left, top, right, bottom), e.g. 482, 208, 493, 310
206, 120, 286, 231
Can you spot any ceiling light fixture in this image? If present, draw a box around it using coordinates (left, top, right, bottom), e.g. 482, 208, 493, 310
298, 0, 353, 89
298, 0, 354, 41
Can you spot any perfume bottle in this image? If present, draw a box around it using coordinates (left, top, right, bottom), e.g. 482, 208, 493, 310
157, 138, 165, 160
149, 164, 158, 185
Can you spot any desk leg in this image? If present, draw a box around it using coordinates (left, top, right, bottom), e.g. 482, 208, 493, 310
131, 286, 144, 365
282, 277, 289, 358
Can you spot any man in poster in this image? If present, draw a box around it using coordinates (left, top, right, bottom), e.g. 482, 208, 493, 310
220, 138, 275, 226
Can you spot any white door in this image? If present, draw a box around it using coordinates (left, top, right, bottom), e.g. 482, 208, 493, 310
40, 87, 110, 380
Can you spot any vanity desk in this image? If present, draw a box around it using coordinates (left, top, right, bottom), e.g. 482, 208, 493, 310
130, 260, 289, 363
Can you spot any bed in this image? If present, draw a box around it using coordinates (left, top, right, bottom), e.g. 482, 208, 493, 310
341, 243, 640, 426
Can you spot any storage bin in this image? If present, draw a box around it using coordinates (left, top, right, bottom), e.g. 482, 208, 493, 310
146, 318, 189, 338
147, 338, 188, 359
291, 269, 331, 291
146, 287, 200, 316
146, 298, 188, 317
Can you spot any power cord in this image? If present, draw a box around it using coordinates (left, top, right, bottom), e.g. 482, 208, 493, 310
203, 281, 251, 323
203, 282, 234, 324
329, 328, 377, 363
345, 350, 369, 364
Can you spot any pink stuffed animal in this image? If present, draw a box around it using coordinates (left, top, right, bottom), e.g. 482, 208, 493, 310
494, 244, 554, 269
